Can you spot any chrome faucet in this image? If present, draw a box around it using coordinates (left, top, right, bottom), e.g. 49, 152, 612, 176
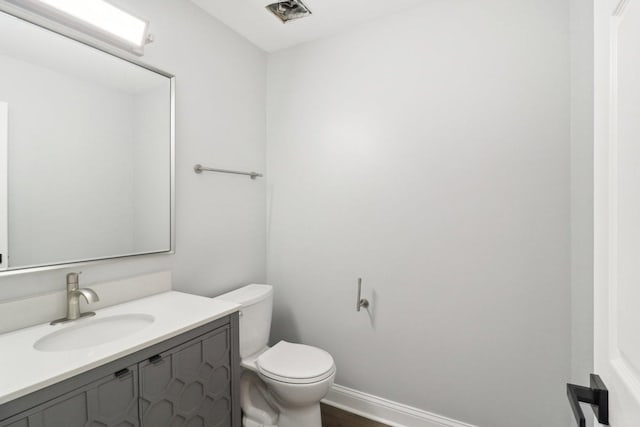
51, 272, 100, 325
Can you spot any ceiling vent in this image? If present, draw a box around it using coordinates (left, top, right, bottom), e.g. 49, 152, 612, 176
266, 0, 312, 23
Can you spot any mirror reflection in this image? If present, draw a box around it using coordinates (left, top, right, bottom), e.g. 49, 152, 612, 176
0, 11, 173, 271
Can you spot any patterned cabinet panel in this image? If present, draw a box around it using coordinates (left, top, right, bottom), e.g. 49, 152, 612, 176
139, 326, 232, 427
0, 366, 139, 427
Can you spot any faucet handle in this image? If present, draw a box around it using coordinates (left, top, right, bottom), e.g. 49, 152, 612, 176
67, 271, 82, 291
66, 272, 82, 286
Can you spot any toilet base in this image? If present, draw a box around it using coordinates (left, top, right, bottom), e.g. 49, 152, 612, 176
242, 402, 322, 427
276, 402, 322, 427
243, 418, 277, 427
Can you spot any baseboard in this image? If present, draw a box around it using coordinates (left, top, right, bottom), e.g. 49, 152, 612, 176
322, 384, 477, 427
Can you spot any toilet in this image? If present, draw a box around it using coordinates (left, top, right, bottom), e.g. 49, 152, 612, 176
215, 284, 336, 427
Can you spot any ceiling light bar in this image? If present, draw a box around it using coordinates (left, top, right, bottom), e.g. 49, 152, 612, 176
5, 0, 151, 55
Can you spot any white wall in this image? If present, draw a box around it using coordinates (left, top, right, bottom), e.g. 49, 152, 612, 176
266, 1, 571, 426
0, 0, 266, 299
569, 0, 594, 393
0, 102, 7, 271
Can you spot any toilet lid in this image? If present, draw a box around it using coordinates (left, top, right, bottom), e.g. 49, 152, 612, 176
257, 341, 335, 384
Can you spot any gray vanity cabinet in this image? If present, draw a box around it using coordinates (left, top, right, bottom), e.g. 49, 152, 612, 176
139, 327, 233, 426
0, 314, 240, 427
1, 364, 139, 427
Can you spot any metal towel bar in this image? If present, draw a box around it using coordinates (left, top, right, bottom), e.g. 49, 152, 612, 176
194, 164, 263, 180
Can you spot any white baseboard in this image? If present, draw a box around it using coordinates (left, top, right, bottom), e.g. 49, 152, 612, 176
322, 384, 477, 427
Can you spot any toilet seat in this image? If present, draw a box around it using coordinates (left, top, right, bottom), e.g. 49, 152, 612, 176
257, 341, 336, 385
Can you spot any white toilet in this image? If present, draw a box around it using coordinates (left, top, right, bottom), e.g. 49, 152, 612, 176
215, 284, 336, 427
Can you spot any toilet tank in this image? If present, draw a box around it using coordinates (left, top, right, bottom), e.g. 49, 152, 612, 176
214, 284, 273, 358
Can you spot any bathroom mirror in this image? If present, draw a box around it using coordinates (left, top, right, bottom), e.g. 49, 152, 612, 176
0, 10, 174, 272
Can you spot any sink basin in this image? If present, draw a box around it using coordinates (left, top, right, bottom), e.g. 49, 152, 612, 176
34, 313, 155, 352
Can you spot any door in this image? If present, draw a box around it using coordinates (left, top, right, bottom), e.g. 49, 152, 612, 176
594, 0, 640, 425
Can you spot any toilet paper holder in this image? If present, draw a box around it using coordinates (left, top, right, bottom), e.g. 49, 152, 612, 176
356, 278, 370, 312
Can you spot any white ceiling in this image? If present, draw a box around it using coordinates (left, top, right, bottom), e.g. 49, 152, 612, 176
190, 0, 426, 53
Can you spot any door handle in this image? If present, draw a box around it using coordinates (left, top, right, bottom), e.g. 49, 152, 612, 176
567, 374, 609, 426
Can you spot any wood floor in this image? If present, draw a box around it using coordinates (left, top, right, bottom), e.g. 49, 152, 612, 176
321, 403, 391, 427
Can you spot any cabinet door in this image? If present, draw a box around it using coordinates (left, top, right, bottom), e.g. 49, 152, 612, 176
0, 366, 139, 427
139, 326, 232, 427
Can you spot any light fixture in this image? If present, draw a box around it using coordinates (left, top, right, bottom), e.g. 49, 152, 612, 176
5, 0, 152, 55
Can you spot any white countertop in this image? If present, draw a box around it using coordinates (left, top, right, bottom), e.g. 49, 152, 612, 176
0, 291, 240, 405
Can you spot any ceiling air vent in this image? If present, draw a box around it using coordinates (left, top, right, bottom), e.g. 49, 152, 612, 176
266, 0, 312, 23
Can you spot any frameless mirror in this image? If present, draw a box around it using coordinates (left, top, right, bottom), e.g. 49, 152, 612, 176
0, 10, 174, 272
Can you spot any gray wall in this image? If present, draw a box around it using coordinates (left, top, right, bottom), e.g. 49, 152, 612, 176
266, 1, 571, 426
0, 0, 267, 299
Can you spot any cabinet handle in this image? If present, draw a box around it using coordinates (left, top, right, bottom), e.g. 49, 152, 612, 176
114, 368, 131, 379
148, 354, 163, 365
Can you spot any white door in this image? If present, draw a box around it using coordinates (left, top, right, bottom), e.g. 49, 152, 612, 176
594, 0, 640, 425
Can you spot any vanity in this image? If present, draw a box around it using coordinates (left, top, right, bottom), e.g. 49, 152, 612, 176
0, 292, 242, 427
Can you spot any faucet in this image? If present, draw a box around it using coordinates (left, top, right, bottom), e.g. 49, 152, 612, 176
51, 272, 100, 325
